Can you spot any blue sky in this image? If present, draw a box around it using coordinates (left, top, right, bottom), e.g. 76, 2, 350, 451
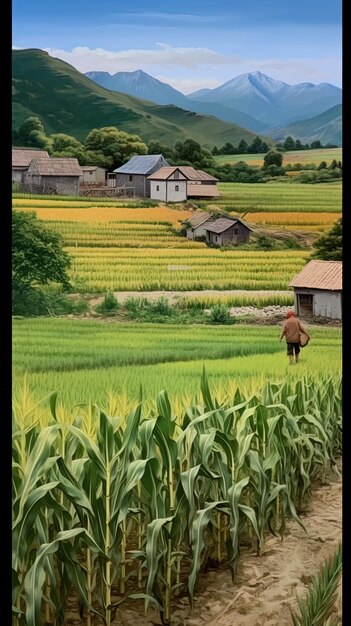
12, 0, 342, 92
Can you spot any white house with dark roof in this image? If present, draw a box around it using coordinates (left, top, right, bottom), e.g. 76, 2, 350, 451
186, 211, 216, 240
289, 260, 342, 320
12, 147, 50, 183
147, 165, 219, 202
113, 154, 169, 197
205, 217, 253, 246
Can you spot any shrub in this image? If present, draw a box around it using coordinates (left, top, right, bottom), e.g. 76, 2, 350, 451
210, 304, 231, 323
95, 291, 119, 314
149, 297, 173, 316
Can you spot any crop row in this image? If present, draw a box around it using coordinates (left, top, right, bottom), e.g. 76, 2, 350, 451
12, 372, 342, 625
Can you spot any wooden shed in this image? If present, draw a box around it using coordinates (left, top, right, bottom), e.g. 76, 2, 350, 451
80, 166, 107, 185
186, 211, 215, 240
205, 218, 253, 246
12, 147, 49, 183
113, 154, 169, 197
23, 157, 82, 195
289, 260, 342, 320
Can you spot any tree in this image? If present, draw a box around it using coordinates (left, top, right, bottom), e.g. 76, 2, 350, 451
283, 136, 296, 151
329, 159, 338, 170
173, 138, 215, 169
295, 139, 304, 150
318, 160, 327, 170
12, 211, 71, 296
262, 150, 283, 169
311, 140, 322, 149
85, 127, 148, 169
17, 116, 52, 150
310, 218, 342, 261
237, 139, 248, 153
50, 133, 83, 153
147, 140, 176, 161
247, 136, 264, 153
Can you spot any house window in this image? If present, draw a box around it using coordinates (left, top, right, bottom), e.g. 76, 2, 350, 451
156, 185, 160, 191
215, 236, 218, 242
129, 175, 133, 182
175, 185, 179, 191
234, 228, 239, 234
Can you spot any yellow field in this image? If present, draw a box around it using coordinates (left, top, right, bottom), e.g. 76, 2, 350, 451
12, 206, 191, 225
245, 212, 341, 226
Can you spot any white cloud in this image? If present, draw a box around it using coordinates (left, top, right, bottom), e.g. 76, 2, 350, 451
43, 43, 237, 73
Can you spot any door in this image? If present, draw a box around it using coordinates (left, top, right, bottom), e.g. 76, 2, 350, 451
297, 293, 313, 316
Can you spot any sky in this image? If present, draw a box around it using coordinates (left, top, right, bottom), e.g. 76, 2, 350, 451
12, 0, 342, 93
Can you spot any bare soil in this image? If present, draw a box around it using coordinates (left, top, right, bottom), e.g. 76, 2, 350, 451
64, 463, 342, 626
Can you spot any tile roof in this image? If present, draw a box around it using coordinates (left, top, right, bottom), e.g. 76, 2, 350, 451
188, 211, 214, 228
28, 157, 82, 176
205, 218, 254, 234
187, 184, 219, 197
12, 147, 49, 168
113, 155, 168, 174
289, 260, 342, 291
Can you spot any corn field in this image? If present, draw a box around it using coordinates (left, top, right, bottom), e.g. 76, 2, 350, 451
12, 372, 342, 625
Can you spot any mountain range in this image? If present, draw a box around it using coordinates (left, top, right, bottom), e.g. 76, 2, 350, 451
12, 49, 261, 148
266, 104, 342, 146
86, 69, 342, 144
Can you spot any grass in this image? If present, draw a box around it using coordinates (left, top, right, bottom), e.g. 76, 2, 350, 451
13, 319, 341, 414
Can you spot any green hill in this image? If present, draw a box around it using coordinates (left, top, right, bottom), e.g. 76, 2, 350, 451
269, 105, 342, 146
12, 49, 261, 148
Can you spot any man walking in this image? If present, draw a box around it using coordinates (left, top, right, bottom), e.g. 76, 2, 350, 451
279, 311, 309, 365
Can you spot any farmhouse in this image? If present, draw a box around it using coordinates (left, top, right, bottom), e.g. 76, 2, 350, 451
148, 166, 219, 201
186, 211, 216, 240
80, 165, 107, 185
12, 147, 50, 183
289, 260, 342, 320
23, 157, 82, 195
113, 154, 169, 197
205, 218, 253, 246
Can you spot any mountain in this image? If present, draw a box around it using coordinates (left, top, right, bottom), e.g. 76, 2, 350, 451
12, 49, 262, 148
187, 71, 342, 126
265, 104, 342, 146
85, 70, 266, 132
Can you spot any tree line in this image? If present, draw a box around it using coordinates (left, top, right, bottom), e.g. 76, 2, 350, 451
13, 116, 341, 184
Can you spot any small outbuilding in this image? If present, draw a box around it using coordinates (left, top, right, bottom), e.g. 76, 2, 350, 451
113, 154, 170, 197
148, 165, 219, 201
289, 260, 342, 320
23, 157, 83, 195
186, 211, 216, 240
12, 147, 50, 183
80, 166, 107, 185
205, 218, 253, 246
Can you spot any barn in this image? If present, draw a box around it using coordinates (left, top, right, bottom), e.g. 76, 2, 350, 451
186, 211, 215, 240
12, 147, 49, 183
205, 218, 253, 246
177, 167, 219, 199
23, 157, 82, 195
80, 166, 107, 185
113, 154, 169, 197
289, 260, 342, 320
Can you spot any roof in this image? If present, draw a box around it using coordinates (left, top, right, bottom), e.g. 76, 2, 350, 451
12, 147, 49, 168
179, 167, 218, 181
81, 165, 107, 172
28, 157, 82, 176
187, 184, 220, 197
289, 260, 342, 291
147, 166, 182, 180
147, 165, 218, 181
205, 218, 254, 234
113, 155, 168, 174
188, 211, 214, 228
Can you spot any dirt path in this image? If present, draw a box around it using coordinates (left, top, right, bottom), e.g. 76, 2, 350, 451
65, 465, 342, 625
